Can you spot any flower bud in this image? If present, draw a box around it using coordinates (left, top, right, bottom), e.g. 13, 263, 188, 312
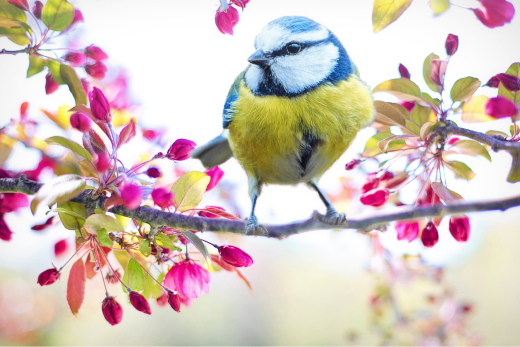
70, 112, 92, 132
486, 96, 517, 119
205, 166, 224, 191
54, 239, 68, 257
166, 139, 196, 161
85, 61, 107, 80
146, 167, 162, 178
345, 159, 361, 171
473, 0, 515, 28
449, 216, 470, 242
63, 52, 86, 66
32, 1, 43, 19
484, 76, 500, 88
94, 152, 110, 173
199, 206, 225, 218
396, 221, 419, 242
215, 4, 239, 35
151, 188, 173, 210
120, 183, 142, 210
360, 188, 390, 207
102, 296, 123, 326
85, 45, 108, 61
89, 87, 111, 122
70, 9, 84, 26
448, 136, 460, 145
361, 173, 379, 194
0, 216, 12, 241
37, 268, 61, 286
81, 78, 90, 94
167, 291, 181, 312
45, 73, 59, 95
129, 291, 152, 315
218, 245, 253, 268
495, 73, 520, 91
398, 63, 411, 79
421, 221, 439, 247
445, 34, 459, 56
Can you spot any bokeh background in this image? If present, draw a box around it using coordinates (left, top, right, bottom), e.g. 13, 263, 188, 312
1, 0, 520, 345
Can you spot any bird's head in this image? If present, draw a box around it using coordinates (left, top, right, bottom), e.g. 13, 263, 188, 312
244, 16, 353, 97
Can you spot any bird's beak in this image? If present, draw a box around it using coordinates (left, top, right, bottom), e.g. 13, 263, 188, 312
248, 49, 270, 67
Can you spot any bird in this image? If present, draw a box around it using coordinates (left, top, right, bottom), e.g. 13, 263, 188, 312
191, 16, 375, 235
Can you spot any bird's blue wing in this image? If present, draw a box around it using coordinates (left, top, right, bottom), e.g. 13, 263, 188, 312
222, 71, 245, 129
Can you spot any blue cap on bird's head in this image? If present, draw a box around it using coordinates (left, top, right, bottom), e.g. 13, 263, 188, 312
245, 16, 353, 97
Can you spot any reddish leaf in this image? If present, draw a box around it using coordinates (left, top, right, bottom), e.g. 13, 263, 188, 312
210, 254, 252, 291
196, 207, 240, 220
6, 0, 29, 10
117, 118, 136, 148
67, 258, 86, 317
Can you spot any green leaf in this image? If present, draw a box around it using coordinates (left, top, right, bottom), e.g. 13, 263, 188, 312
78, 159, 98, 178
404, 120, 421, 135
27, 55, 45, 78
152, 273, 166, 298
0, 1, 27, 24
419, 121, 436, 140
31, 174, 86, 214
182, 231, 210, 261
67, 258, 86, 317
423, 53, 440, 93
511, 125, 520, 136
372, 0, 413, 33
98, 228, 114, 247
363, 132, 394, 157
142, 272, 155, 300
431, 182, 463, 202
498, 63, 520, 107
83, 214, 124, 235
42, 0, 74, 31
461, 95, 495, 123
377, 134, 417, 153
127, 258, 144, 292
429, 0, 449, 15
451, 140, 491, 162
0, 25, 28, 45
60, 64, 87, 105
171, 171, 211, 212
52, 203, 87, 230
45, 59, 65, 84
45, 136, 92, 161
372, 78, 423, 102
450, 77, 481, 103
373, 101, 409, 127
155, 233, 174, 250
411, 104, 436, 126
139, 240, 151, 257
445, 160, 476, 180
507, 152, 520, 183
113, 250, 131, 271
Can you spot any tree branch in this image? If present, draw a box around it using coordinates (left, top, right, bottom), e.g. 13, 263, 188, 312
444, 123, 520, 153
0, 47, 31, 55
1, 177, 520, 239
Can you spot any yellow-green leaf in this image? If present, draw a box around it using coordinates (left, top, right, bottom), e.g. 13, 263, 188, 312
461, 95, 495, 123
450, 77, 481, 103
363, 132, 394, 157
52, 203, 87, 230
182, 230, 210, 261
60, 64, 87, 105
0, 1, 27, 24
411, 104, 437, 126
155, 233, 174, 250
27, 55, 45, 78
373, 101, 409, 127
45, 136, 92, 162
83, 214, 124, 235
31, 174, 86, 214
45, 59, 65, 84
498, 63, 520, 107
42, 0, 74, 31
0, 26, 28, 45
142, 272, 155, 300
431, 182, 463, 202
445, 160, 476, 180
372, 0, 414, 33
373, 78, 423, 102
451, 140, 491, 162
127, 258, 144, 292
429, 0, 450, 15
139, 240, 151, 257
152, 273, 166, 298
377, 134, 418, 153
423, 53, 440, 93
171, 171, 210, 212
98, 228, 114, 247
507, 152, 520, 183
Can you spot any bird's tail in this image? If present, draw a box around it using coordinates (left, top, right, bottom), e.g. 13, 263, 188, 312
191, 130, 233, 169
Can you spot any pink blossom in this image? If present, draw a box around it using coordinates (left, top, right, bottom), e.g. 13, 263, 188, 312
146, 167, 162, 178
396, 221, 420, 242
54, 239, 68, 257
70, 112, 91, 132
449, 216, 470, 242
70, 9, 84, 26
85, 45, 108, 61
45, 73, 59, 95
205, 166, 224, 191
102, 296, 123, 326
0, 216, 13, 241
81, 78, 90, 94
445, 34, 459, 56
120, 183, 142, 210
85, 61, 107, 79
0, 193, 28, 214
215, 3, 239, 35
360, 188, 390, 207
486, 96, 518, 119
163, 260, 210, 299
473, 0, 515, 28
151, 188, 174, 210
421, 222, 439, 247
21, 157, 55, 181
63, 52, 86, 66
166, 139, 196, 161
218, 245, 253, 267
448, 136, 460, 145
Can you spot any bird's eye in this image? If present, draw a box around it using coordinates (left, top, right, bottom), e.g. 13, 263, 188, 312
286, 43, 302, 55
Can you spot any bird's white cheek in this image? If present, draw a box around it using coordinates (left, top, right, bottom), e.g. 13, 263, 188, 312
245, 65, 265, 92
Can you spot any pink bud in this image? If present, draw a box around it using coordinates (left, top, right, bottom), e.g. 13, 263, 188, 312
199, 206, 225, 218
146, 167, 162, 178
88, 87, 111, 122
142, 129, 161, 141
85, 45, 108, 61
218, 245, 253, 268
54, 239, 68, 257
484, 76, 500, 88
102, 296, 123, 326
215, 5, 239, 35
361, 173, 379, 194
448, 136, 460, 145
156, 293, 169, 307
396, 221, 420, 242
486, 96, 518, 119
360, 188, 390, 207
129, 291, 151, 315
473, 0, 515, 28
345, 159, 361, 171
166, 139, 196, 161
495, 73, 520, 91
445, 34, 459, 56
120, 183, 142, 210
0, 216, 13, 241
45, 73, 59, 95
151, 188, 173, 210
81, 78, 90, 94
94, 152, 111, 173
398, 63, 411, 79
70, 112, 92, 132
70, 9, 84, 26
37, 268, 61, 286
400, 101, 415, 112
167, 291, 181, 312
85, 61, 107, 79
449, 216, 470, 242
63, 52, 86, 66
421, 221, 439, 247
205, 166, 224, 191
230, 0, 250, 9
32, 1, 43, 19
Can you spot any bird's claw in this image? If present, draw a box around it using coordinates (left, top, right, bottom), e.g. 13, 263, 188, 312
317, 208, 347, 226
246, 216, 268, 236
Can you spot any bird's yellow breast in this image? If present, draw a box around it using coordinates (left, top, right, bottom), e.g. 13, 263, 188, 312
227, 74, 375, 184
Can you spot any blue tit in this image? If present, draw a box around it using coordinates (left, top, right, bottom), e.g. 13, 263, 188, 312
192, 16, 375, 234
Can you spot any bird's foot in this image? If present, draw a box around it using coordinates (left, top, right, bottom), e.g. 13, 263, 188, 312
246, 216, 268, 236
317, 207, 347, 226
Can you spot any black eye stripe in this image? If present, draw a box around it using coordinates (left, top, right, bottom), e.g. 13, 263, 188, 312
269, 38, 329, 58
